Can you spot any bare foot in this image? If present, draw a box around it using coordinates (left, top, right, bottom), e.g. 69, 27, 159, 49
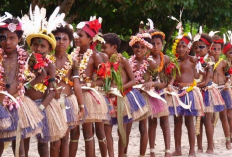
150, 152, 155, 157
188, 150, 196, 157
165, 153, 171, 157
226, 141, 232, 150
171, 151, 182, 156
197, 149, 203, 153
206, 149, 214, 154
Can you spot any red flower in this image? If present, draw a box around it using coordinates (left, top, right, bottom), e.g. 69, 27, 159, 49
165, 62, 175, 74
89, 19, 101, 32
111, 62, 119, 71
229, 67, 232, 74
44, 76, 49, 86
97, 63, 106, 78
33, 53, 45, 70
105, 61, 111, 77
175, 54, 178, 57
199, 57, 204, 64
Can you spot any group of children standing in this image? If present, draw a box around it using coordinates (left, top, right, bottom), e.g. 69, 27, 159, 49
0, 5, 232, 157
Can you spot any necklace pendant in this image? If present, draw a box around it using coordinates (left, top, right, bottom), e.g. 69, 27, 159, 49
6, 83, 10, 89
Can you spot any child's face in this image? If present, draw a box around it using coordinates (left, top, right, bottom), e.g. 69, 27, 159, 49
0, 30, 20, 53
150, 37, 163, 55
54, 32, 70, 52
195, 41, 209, 57
101, 43, 116, 56
176, 40, 189, 57
132, 42, 148, 58
225, 47, 232, 60
77, 30, 92, 48
31, 38, 52, 56
211, 43, 221, 58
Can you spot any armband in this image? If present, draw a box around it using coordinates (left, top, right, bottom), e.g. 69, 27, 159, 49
73, 75, 79, 79
225, 72, 230, 78
48, 78, 56, 82
79, 104, 85, 108
38, 104, 45, 111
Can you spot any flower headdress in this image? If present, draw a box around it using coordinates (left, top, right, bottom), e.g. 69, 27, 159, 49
76, 16, 105, 49
0, 12, 22, 32
223, 31, 232, 54
18, 4, 65, 50
168, 9, 192, 57
129, 33, 153, 49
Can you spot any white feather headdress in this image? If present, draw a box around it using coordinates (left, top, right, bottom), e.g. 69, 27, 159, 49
0, 12, 13, 26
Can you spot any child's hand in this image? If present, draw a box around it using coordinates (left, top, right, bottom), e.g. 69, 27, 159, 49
167, 85, 174, 92
142, 82, 154, 91
78, 107, 85, 120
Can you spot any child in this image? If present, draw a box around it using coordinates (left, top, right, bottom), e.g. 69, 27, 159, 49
21, 6, 68, 157
71, 17, 109, 157
101, 33, 147, 157
222, 41, 232, 142
171, 34, 204, 156
0, 15, 44, 156
50, 24, 85, 156
211, 35, 231, 149
195, 33, 225, 154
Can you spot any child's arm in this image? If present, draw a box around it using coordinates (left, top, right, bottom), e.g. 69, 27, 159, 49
122, 58, 136, 89
39, 63, 56, 108
72, 60, 85, 118
197, 65, 213, 88
27, 68, 47, 86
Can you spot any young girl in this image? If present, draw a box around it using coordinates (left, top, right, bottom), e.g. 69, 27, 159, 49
211, 35, 231, 149
72, 17, 109, 157
195, 33, 225, 154
22, 6, 68, 157
0, 15, 44, 156
171, 34, 204, 157
101, 33, 147, 157
50, 24, 85, 157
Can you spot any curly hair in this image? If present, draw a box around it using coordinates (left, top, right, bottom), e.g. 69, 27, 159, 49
52, 24, 74, 41
103, 33, 121, 52
0, 18, 23, 39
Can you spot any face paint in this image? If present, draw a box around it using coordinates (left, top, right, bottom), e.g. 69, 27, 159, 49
55, 36, 61, 41
38, 38, 42, 44
0, 34, 7, 43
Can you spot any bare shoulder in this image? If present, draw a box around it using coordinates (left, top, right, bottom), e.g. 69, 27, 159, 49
164, 55, 170, 64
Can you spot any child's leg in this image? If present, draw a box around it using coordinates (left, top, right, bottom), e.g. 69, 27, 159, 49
203, 112, 214, 154
227, 109, 232, 141
59, 130, 70, 157
197, 117, 204, 152
104, 124, 114, 157
148, 117, 157, 157
50, 140, 61, 157
95, 122, 107, 157
82, 122, 94, 157
160, 116, 171, 157
12, 140, 25, 157
124, 122, 132, 155
171, 115, 182, 156
38, 142, 49, 157
69, 126, 80, 157
118, 124, 127, 157
24, 137, 30, 157
219, 109, 232, 149
0, 142, 3, 156
139, 118, 148, 156
185, 116, 196, 156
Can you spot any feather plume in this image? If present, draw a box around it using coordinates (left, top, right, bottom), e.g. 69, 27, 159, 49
209, 31, 219, 37
98, 17, 102, 24
199, 26, 202, 34
188, 32, 192, 40
47, 9, 65, 34
167, 16, 179, 22
48, 6, 60, 25
223, 34, 226, 44
147, 18, 154, 30
0, 12, 13, 25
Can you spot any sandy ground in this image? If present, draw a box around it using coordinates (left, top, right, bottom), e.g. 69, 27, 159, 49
2, 116, 232, 157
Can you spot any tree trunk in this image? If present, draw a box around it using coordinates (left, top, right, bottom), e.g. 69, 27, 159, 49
59, 0, 75, 16
163, 25, 176, 54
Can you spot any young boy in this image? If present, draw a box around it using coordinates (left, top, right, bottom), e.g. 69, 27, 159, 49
50, 24, 85, 157
71, 17, 109, 157
211, 35, 231, 149
0, 15, 44, 156
101, 33, 147, 157
21, 6, 68, 157
195, 33, 225, 154
171, 34, 204, 156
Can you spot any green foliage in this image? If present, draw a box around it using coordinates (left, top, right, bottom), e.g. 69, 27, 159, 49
121, 51, 130, 59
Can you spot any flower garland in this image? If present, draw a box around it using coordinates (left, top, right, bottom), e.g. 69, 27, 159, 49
178, 80, 197, 97
213, 58, 223, 70
157, 52, 164, 72
172, 39, 180, 57
49, 54, 74, 87
0, 47, 27, 110
150, 32, 165, 39
129, 33, 153, 49
129, 55, 150, 84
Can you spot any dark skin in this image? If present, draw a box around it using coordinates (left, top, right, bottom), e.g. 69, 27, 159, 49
49, 32, 85, 157
224, 47, 232, 142
145, 37, 171, 157
211, 43, 232, 149
0, 30, 46, 157
101, 42, 136, 157
171, 40, 198, 157
124, 42, 148, 156
194, 41, 215, 154
24, 38, 56, 157
73, 29, 107, 157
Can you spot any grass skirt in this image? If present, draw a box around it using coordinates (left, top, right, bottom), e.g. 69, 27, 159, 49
35, 99, 68, 143
0, 96, 43, 141
220, 89, 232, 109
0, 105, 11, 130
83, 90, 109, 123
202, 83, 225, 113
